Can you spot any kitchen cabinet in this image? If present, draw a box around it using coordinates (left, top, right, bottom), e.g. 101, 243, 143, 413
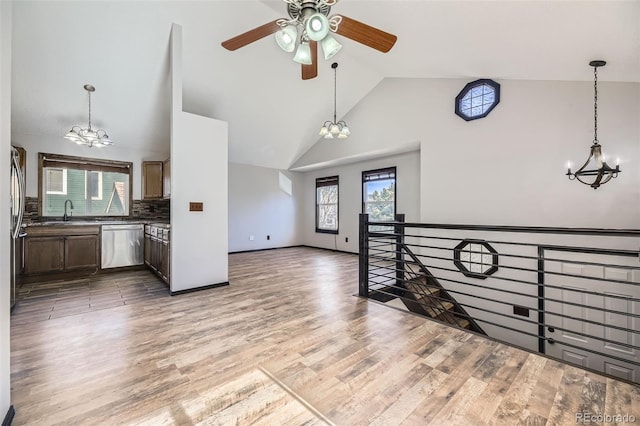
24, 226, 100, 275
163, 159, 171, 199
142, 161, 163, 199
24, 237, 64, 274
144, 224, 170, 284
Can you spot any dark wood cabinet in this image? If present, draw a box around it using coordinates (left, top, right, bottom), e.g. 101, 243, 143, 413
144, 225, 170, 284
24, 237, 64, 274
142, 161, 164, 199
163, 159, 171, 199
24, 226, 100, 276
65, 235, 100, 270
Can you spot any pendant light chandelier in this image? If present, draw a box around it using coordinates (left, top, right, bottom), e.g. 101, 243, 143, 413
566, 60, 620, 189
64, 84, 113, 148
319, 62, 350, 139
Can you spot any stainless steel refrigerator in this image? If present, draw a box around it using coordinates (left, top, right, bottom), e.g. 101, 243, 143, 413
10, 146, 26, 310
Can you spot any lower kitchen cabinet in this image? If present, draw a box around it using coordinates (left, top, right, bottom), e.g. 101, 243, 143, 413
144, 224, 170, 284
65, 235, 100, 270
24, 226, 100, 275
23, 237, 64, 274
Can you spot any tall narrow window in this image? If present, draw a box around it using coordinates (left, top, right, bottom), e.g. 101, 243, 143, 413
362, 167, 396, 222
316, 176, 339, 234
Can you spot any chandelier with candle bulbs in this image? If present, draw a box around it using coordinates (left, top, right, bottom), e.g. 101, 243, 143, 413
566, 61, 620, 189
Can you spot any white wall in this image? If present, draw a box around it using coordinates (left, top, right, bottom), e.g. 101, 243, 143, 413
170, 23, 228, 293
0, 0, 11, 418
228, 163, 302, 252
302, 151, 420, 253
171, 112, 228, 292
294, 78, 640, 229
10, 133, 168, 200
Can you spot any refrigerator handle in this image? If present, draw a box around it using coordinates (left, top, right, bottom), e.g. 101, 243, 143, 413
12, 149, 26, 239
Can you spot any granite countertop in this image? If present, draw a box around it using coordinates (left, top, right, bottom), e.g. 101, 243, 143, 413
25, 219, 167, 227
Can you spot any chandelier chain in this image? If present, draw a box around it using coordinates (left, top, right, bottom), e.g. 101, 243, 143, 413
88, 90, 92, 130
333, 64, 337, 123
593, 65, 598, 144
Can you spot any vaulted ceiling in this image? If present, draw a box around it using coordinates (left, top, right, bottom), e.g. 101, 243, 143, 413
10, 1, 640, 170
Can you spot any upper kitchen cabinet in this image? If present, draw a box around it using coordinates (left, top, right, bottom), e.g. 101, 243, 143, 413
142, 161, 163, 199
163, 159, 171, 199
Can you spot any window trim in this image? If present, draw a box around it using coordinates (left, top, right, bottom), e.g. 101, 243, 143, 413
362, 167, 397, 222
38, 152, 133, 218
454, 78, 500, 121
84, 170, 103, 201
315, 175, 339, 234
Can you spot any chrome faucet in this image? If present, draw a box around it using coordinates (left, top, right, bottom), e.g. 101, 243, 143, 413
63, 199, 74, 221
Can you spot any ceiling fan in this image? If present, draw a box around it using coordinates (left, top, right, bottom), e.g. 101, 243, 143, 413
221, 0, 397, 80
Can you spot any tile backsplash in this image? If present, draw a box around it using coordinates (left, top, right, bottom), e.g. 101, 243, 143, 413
24, 197, 170, 222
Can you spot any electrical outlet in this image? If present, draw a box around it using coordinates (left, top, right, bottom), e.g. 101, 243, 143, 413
249, 235, 255, 241
513, 305, 530, 317
267, 235, 270, 240
345, 237, 349, 243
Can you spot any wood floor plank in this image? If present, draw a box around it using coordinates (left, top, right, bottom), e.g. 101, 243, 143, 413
10, 247, 640, 425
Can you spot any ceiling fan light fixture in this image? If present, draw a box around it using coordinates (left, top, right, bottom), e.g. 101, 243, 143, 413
275, 24, 298, 52
306, 13, 330, 41
320, 34, 342, 60
293, 41, 312, 65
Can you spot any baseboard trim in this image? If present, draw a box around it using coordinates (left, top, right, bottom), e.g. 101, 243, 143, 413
170, 281, 229, 296
299, 245, 358, 256
229, 245, 302, 254
3, 406, 15, 426
228, 245, 357, 256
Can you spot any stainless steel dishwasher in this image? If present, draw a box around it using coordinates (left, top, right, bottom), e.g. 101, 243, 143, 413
101, 224, 144, 268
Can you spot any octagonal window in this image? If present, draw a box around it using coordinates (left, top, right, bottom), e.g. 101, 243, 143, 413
455, 79, 500, 121
453, 239, 498, 279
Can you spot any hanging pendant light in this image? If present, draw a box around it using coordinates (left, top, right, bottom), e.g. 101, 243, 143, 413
319, 62, 350, 139
64, 84, 113, 148
566, 60, 620, 189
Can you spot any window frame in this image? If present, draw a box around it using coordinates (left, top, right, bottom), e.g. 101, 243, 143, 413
455, 78, 500, 121
44, 168, 68, 195
38, 152, 133, 218
362, 167, 397, 222
315, 175, 339, 234
85, 170, 103, 201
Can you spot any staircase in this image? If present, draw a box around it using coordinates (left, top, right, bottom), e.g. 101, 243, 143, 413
401, 273, 479, 332
368, 244, 485, 335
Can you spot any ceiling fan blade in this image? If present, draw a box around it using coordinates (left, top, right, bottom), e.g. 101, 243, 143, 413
334, 15, 397, 53
221, 20, 281, 51
302, 41, 318, 80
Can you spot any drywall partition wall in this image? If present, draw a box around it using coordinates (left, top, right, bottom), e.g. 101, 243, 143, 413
0, 1, 11, 419
293, 78, 640, 229
171, 111, 228, 291
302, 151, 420, 253
170, 23, 228, 292
228, 163, 302, 252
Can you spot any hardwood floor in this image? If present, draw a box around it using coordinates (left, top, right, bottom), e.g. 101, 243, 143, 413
10, 247, 640, 425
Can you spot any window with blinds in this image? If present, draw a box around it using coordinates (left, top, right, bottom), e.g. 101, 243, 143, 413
39, 153, 133, 217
